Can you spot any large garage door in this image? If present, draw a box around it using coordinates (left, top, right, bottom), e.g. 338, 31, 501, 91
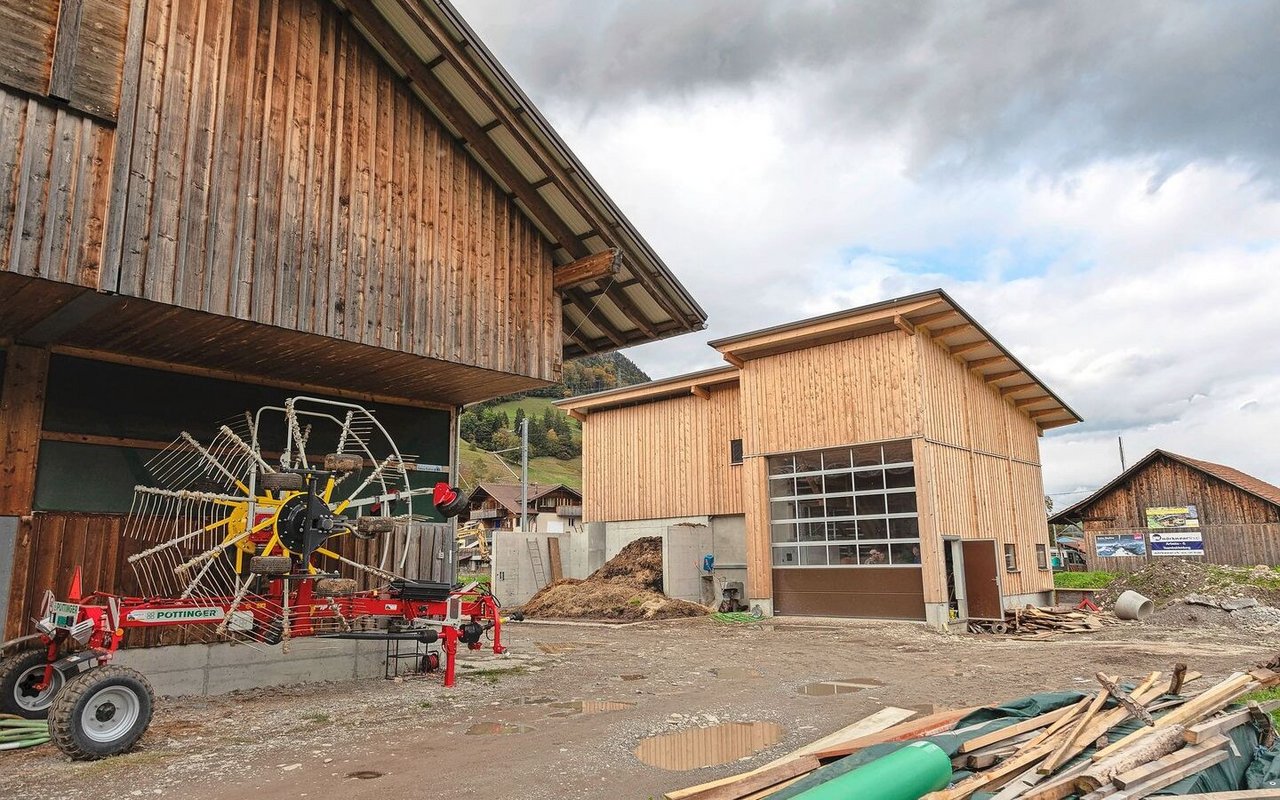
768, 440, 925, 619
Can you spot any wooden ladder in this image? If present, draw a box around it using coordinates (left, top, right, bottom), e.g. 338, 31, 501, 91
526, 538, 548, 588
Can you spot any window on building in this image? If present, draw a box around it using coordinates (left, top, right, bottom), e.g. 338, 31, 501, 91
1004, 544, 1018, 572
766, 440, 919, 568
1035, 544, 1049, 570
730, 438, 744, 465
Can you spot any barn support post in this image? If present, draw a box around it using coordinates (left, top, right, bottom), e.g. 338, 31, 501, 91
0, 345, 50, 638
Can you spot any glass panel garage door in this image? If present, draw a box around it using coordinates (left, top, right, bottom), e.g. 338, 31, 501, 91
768, 440, 919, 568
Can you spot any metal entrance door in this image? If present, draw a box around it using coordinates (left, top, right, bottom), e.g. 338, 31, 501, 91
960, 539, 1003, 620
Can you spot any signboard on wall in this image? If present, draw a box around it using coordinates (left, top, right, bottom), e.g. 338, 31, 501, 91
1149, 530, 1205, 557
1094, 533, 1146, 558
1145, 505, 1199, 529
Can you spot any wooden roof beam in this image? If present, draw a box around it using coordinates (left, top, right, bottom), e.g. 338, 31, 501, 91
893, 315, 916, 335
346, 5, 591, 259
603, 284, 657, 338
967, 355, 1012, 371
947, 340, 989, 356
929, 321, 974, 339
1015, 396, 1053, 408
723, 352, 745, 369
553, 248, 620, 292
1028, 408, 1063, 418
984, 369, 1025, 384
690, 385, 711, 400
563, 286, 627, 347
567, 409, 586, 422
999, 381, 1039, 397
909, 309, 959, 326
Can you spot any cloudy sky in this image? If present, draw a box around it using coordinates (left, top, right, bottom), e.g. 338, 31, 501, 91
457, 0, 1280, 503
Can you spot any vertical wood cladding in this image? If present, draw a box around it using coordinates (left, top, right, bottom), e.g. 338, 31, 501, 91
0, 88, 114, 285
582, 383, 743, 522
915, 334, 1051, 600
0, 0, 132, 119
1079, 454, 1280, 528
109, 0, 559, 380
739, 330, 922, 456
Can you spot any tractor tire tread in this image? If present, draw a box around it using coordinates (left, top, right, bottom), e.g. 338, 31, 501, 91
49, 665, 154, 760
0, 648, 57, 719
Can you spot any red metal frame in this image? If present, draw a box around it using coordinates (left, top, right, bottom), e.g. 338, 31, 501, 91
30, 568, 504, 693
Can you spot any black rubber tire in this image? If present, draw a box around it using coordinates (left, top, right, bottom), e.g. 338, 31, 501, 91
49, 666, 154, 760
260, 472, 305, 492
323, 453, 364, 472
250, 555, 292, 575
356, 516, 396, 535
0, 648, 62, 719
313, 577, 358, 597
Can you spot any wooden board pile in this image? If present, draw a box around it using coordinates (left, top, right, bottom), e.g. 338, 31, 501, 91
967, 605, 1124, 637
663, 661, 1280, 800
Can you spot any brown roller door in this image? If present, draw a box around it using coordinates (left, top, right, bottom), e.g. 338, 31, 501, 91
773, 567, 925, 619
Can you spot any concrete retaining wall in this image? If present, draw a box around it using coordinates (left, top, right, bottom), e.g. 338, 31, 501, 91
112, 639, 388, 697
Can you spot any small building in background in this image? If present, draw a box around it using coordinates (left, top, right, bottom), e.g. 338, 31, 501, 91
558, 289, 1081, 627
465, 483, 584, 534
1048, 450, 1280, 571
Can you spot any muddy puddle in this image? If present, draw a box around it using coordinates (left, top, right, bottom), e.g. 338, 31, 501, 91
619, 674, 647, 681
797, 677, 885, 696
633, 721, 785, 770
345, 771, 383, 780
465, 722, 535, 735
548, 700, 636, 717
711, 667, 762, 679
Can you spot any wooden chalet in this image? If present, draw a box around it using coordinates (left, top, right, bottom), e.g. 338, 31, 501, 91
559, 290, 1081, 627
0, 0, 704, 640
1050, 449, 1280, 571
463, 482, 582, 533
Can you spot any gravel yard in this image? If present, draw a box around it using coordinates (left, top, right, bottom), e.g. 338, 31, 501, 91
3, 614, 1274, 800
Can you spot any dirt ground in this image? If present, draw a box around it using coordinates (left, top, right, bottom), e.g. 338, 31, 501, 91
3, 615, 1276, 800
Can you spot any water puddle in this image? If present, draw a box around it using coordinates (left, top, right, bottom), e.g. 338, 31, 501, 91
619, 674, 647, 681
634, 722, 785, 770
548, 700, 636, 717
465, 722, 535, 735
797, 677, 885, 696
346, 771, 383, 780
512, 696, 557, 705
711, 667, 762, 680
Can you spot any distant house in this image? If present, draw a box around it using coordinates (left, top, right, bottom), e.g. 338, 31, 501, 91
465, 483, 583, 533
1049, 450, 1280, 570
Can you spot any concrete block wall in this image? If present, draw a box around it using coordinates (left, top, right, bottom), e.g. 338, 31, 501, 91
113, 639, 389, 697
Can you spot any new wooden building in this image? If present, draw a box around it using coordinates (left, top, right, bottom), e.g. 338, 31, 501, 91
0, 0, 704, 641
1049, 450, 1280, 571
558, 290, 1080, 626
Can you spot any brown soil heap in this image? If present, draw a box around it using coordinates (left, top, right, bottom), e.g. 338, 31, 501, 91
519, 536, 707, 621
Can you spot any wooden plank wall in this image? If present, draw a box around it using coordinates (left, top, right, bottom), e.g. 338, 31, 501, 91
1078, 454, 1280, 528
0, 86, 115, 285
0, 0, 131, 119
3, 510, 412, 644
916, 333, 1052, 602
104, 0, 559, 381
0, 345, 49, 515
1083, 524, 1280, 572
738, 331, 922, 455
581, 382, 743, 522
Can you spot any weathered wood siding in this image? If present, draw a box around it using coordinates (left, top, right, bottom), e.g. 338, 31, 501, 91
107, 0, 559, 379
915, 333, 1051, 601
1079, 454, 1280, 529
1084, 524, 1280, 572
0, 88, 114, 284
582, 383, 743, 522
0, 0, 132, 119
0, 0, 562, 383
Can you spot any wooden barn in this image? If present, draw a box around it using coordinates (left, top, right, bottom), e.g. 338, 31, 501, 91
0, 0, 704, 642
558, 290, 1080, 627
1049, 450, 1280, 571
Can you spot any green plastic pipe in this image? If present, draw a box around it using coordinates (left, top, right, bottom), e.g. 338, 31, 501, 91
789, 741, 953, 800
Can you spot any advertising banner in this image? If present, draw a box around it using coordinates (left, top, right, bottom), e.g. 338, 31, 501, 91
1145, 505, 1199, 529
1094, 533, 1146, 558
1149, 529, 1205, 557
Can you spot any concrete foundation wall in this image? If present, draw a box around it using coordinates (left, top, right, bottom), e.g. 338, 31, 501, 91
490, 532, 567, 606
710, 515, 749, 605
563, 523, 605, 579
663, 525, 714, 603
603, 516, 711, 561
112, 639, 389, 697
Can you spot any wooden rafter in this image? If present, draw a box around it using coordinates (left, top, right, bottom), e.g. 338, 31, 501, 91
967, 355, 1011, 370
948, 340, 988, 356
984, 369, 1024, 384
1015, 395, 1051, 408
893, 315, 916, 335
553, 249, 621, 292
690, 385, 711, 400
1000, 382, 1038, 397
930, 321, 974, 339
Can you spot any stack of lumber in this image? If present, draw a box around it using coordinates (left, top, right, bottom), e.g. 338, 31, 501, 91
967, 605, 1123, 637
663, 660, 1280, 800
923, 666, 1280, 800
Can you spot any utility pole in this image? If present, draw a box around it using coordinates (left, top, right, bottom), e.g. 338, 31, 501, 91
520, 417, 529, 532
1118, 436, 1127, 472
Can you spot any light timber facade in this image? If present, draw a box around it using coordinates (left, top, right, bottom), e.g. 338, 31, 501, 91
558, 290, 1080, 627
0, 0, 704, 641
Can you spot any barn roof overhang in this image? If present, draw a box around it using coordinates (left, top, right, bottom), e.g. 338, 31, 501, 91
708, 288, 1082, 432
341, 0, 706, 359
554, 365, 739, 416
